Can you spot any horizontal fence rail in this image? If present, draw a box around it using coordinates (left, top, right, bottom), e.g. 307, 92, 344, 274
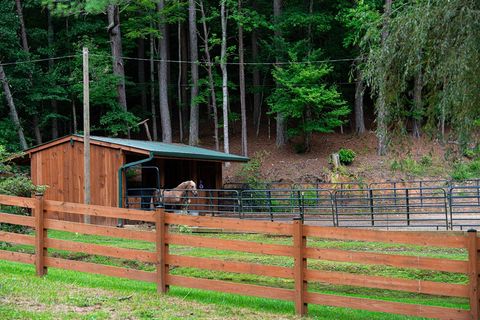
0, 194, 478, 319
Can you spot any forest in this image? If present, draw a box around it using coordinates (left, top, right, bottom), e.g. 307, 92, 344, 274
0, 0, 479, 157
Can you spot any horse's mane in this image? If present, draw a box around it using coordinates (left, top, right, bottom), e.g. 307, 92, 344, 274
176, 180, 194, 189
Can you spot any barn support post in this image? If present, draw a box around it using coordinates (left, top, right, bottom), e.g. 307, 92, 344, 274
293, 218, 307, 316
468, 229, 479, 319
34, 193, 47, 276
117, 152, 154, 226
155, 206, 169, 294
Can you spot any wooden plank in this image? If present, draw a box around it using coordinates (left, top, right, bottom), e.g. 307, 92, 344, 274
22, 136, 75, 155
304, 247, 468, 273
167, 275, 295, 301
166, 233, 292, 256
23, 135, 150, 157
165, 213, 292, 235
0, 212, 35, 227
0, 194, 36, 209
305, 269, 469, 298
44, 219, 155, 242
467, 230, 479, 319
304, 225, 467, 249
0, 249, 35, 264
44, 200, 156, 222
34, 194, 47, 276
156, 209, 168, 293
45, 257, 156, 283
293, 220, 307, 315
305, 292, 470, 320
45, 238, 156, 263
167, 254, 294, 279
0, 231, 35, 246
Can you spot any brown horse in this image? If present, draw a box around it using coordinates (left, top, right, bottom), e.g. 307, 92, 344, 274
158, 180, 198, 211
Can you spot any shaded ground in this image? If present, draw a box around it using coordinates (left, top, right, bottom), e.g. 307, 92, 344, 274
212, 130, 451, 184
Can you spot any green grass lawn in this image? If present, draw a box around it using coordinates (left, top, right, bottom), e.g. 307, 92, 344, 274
0, 227, 470, 319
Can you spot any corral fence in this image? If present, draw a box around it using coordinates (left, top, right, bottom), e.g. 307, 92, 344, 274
0, 193, 479, 319
146, 179, 480, 229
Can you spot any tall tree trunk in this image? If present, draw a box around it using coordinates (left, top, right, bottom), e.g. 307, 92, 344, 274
354, 64, 366, 134
181, 22, 190, 142
16, 0, 41, 144
33, 118, 42, 145
72, 100, 77, 133
199, 0, 219, 151
304, 106, 312, 152
412, 68, 422, 139
48, 9, 59, 139
107, 5, 128, 113
238, 0, 247, 156
0, 65, 28, 150
177, 18, 184, 142
221, 0, 229, 155
150, 32, 158, 141
376, 0, 392, 156
188, 0, 200, 146
15, 0, 29, 53
273, 0, 286, 147
138, 38, 147, 110
251, 30, 261, 136
157, 0, 172, 143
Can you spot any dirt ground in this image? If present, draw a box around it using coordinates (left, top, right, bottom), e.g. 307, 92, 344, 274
201, 128, 451, 184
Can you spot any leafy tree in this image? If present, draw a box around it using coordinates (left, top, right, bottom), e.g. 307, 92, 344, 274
268, 50, 349, 152
363, 0, 480, 152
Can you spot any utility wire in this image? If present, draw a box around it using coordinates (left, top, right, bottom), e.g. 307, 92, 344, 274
0, 55, 77, 67
0, 53, 356, 67
118, 55, 357, 66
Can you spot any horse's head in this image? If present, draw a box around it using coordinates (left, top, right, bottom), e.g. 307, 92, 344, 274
186, 180, 198, 196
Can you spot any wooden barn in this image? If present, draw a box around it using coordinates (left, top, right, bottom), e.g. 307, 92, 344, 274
15, 134, 248, 225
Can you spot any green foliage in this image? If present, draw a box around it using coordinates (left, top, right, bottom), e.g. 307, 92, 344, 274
268, 49, 349, 151
419, 155, 433, 167
337, 0, 382, 50
0, 145, 45, 234
338, 148, 356, 165
389, 154, 445, 178
177, 225, 193, 234
99, 107, 140, 137
237, 151, 268, 188
0, 119, 22, 152
363, 0, 480, 148
451, 160, 480, 181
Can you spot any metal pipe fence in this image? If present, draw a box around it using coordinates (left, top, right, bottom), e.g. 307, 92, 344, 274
126, 179, 480, 229
161, 189, 241, 217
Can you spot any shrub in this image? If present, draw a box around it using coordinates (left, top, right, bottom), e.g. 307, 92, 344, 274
389, 155, 444, 177
452, 159, 480, 181
0, 145, 45, 234
338, 148, 356, 165
237, 151, 268, 188
419, 155, 433, 167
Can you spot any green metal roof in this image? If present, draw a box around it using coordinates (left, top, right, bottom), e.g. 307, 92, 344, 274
88, 135, 249, 162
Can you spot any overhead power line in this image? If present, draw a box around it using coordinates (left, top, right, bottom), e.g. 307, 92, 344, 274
0, 55, 77, 67
0, 53, 357, 67
118, 55, 357, 66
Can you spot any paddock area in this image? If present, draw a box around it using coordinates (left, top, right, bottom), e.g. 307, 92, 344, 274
13, 134, 248, 226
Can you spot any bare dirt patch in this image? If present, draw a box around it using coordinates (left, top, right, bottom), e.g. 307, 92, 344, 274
215, 130, 450, 184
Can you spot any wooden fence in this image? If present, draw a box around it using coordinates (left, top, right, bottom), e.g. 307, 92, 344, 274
0, 193, 477, 319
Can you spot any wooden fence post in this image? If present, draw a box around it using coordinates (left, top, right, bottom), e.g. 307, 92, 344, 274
293, 218, 307, 316
155, 207, 169, 293
468, 229, 479, 319
34, 193, 47, 276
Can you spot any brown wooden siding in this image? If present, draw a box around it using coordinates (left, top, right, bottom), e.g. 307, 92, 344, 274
31, 140, 123, 225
